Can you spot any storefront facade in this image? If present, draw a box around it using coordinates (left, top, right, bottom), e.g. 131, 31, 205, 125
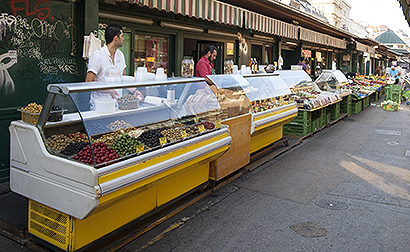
0, 0, 397, 184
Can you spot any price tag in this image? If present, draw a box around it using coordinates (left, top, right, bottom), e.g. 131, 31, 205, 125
160, 137, 167, 145
181, 130, 187, 138
194, 117, 199, 123
198, 124, 205, 133
215, 119, 221, 128
136, 144, 145, 153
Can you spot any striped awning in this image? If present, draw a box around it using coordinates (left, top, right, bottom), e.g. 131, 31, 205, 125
244, 11, 298, 40
356, 42, 376, 54
116, 0, 243, 27
300, 27, 346, 49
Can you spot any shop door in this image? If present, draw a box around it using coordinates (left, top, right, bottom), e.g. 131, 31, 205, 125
197, 42, 223, 74
281, 49, 298, 69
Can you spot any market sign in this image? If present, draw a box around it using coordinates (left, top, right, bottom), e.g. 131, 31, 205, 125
316, 52, 322, 62
227, 43, 234, 56
302, 49, 311, 58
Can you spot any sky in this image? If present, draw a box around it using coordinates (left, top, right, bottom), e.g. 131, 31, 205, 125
349, 0, 410, 34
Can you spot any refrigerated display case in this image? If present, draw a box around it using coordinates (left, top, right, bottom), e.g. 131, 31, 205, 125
206, 74, 297, 156
242, 74, 298, 153
315, 70, 351, 97
10, 78, 231, 251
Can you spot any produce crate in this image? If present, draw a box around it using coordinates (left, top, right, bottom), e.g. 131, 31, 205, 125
370, 92, 378, 102
352, 100, 362, 114
283, 122, 311, 136
382, 103, 398, 111
327, 102, 341, 120
363, 96, 370, 108
310, 118, 319, 132
326, 113, 331, 125
284, 110, 311, 136
340, 95, 352, 116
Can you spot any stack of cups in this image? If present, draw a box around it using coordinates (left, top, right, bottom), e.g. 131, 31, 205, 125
135, 67, 147, 82
233, 65, 239, 74
155, 68, 166, 81
240, 65, 247, 75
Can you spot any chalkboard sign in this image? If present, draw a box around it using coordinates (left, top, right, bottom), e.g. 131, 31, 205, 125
0, 0, 83, 182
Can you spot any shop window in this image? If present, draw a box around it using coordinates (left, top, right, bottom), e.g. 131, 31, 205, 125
135, 35, 168, 75
251, 44, 262, 64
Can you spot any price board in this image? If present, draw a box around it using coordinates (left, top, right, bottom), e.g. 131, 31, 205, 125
136, 144, 145, 153
198, 124, 205, 133
181, 130, 187, 138
160, 137, 167, 145
215, 119, 221, 128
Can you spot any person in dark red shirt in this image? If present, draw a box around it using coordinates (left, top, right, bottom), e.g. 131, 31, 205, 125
195, 45, 218, 77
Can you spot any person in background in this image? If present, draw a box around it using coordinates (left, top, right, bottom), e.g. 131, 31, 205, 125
374, 66, 381, 76
297, 57, 309, 74
195, 45, 217, 77
388, 65, 400, 85
86, 23, 143, 108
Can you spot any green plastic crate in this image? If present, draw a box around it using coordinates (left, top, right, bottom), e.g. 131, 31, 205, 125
352, 100, 362, 114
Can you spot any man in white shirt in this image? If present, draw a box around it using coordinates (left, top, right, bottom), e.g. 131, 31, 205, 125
86, 24, 143, 108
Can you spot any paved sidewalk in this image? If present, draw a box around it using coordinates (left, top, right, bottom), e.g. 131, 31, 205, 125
1, 101, 409, 251
118, 102, 410, 252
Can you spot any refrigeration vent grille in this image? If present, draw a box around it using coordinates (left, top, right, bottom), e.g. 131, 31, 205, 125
30, 221, 67, 245
30, 201, 68, 224
29, 200, 69, 249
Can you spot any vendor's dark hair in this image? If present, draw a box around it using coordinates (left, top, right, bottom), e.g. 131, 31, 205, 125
202, 45, 218, 57
299, 57, 306, 62
105, 24, 122, 44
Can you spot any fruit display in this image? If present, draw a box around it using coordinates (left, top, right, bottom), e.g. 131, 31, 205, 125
46, 132, 88, 151
110, 134, 142, 157
160, 128, 183, 142
60, 142, 90, 156
251, 97, 293, 113
136, 129, 165, 148
74, 142, 118, 165
19, 102, 43, 124
292, 90, 342, 110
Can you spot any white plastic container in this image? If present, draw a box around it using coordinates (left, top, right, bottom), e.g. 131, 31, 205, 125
95, 99, 116, 113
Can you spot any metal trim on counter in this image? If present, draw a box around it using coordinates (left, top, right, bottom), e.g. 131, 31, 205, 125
47, 77, 206, 94
97, 127, 230, 177
98, 136, 232, 196
253, 103, 297, 119
254, 107, 298, 128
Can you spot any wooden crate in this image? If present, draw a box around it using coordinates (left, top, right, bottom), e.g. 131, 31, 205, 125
210, 114, 251, 181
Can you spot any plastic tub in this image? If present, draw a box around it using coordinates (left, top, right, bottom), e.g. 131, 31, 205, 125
18, 109, 40, 125
118, 100, 139, 110
95, 99, 116, 113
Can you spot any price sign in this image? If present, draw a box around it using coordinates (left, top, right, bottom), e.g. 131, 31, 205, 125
136, 144, 145, 153
181, 130, 187, 138
198, 125, 205, 133
194, 117, 199, 123
215, 119, 221, 128
160, 137, 167, 145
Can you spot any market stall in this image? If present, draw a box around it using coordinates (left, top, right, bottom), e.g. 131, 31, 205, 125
277, 70, 342, 136
10, 78, 231, 251
206, 74, 297, 160
315, 70, 351, 118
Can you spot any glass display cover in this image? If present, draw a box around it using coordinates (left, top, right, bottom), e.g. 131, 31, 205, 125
40, 79, 223, 168
205, 74, 251, 119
